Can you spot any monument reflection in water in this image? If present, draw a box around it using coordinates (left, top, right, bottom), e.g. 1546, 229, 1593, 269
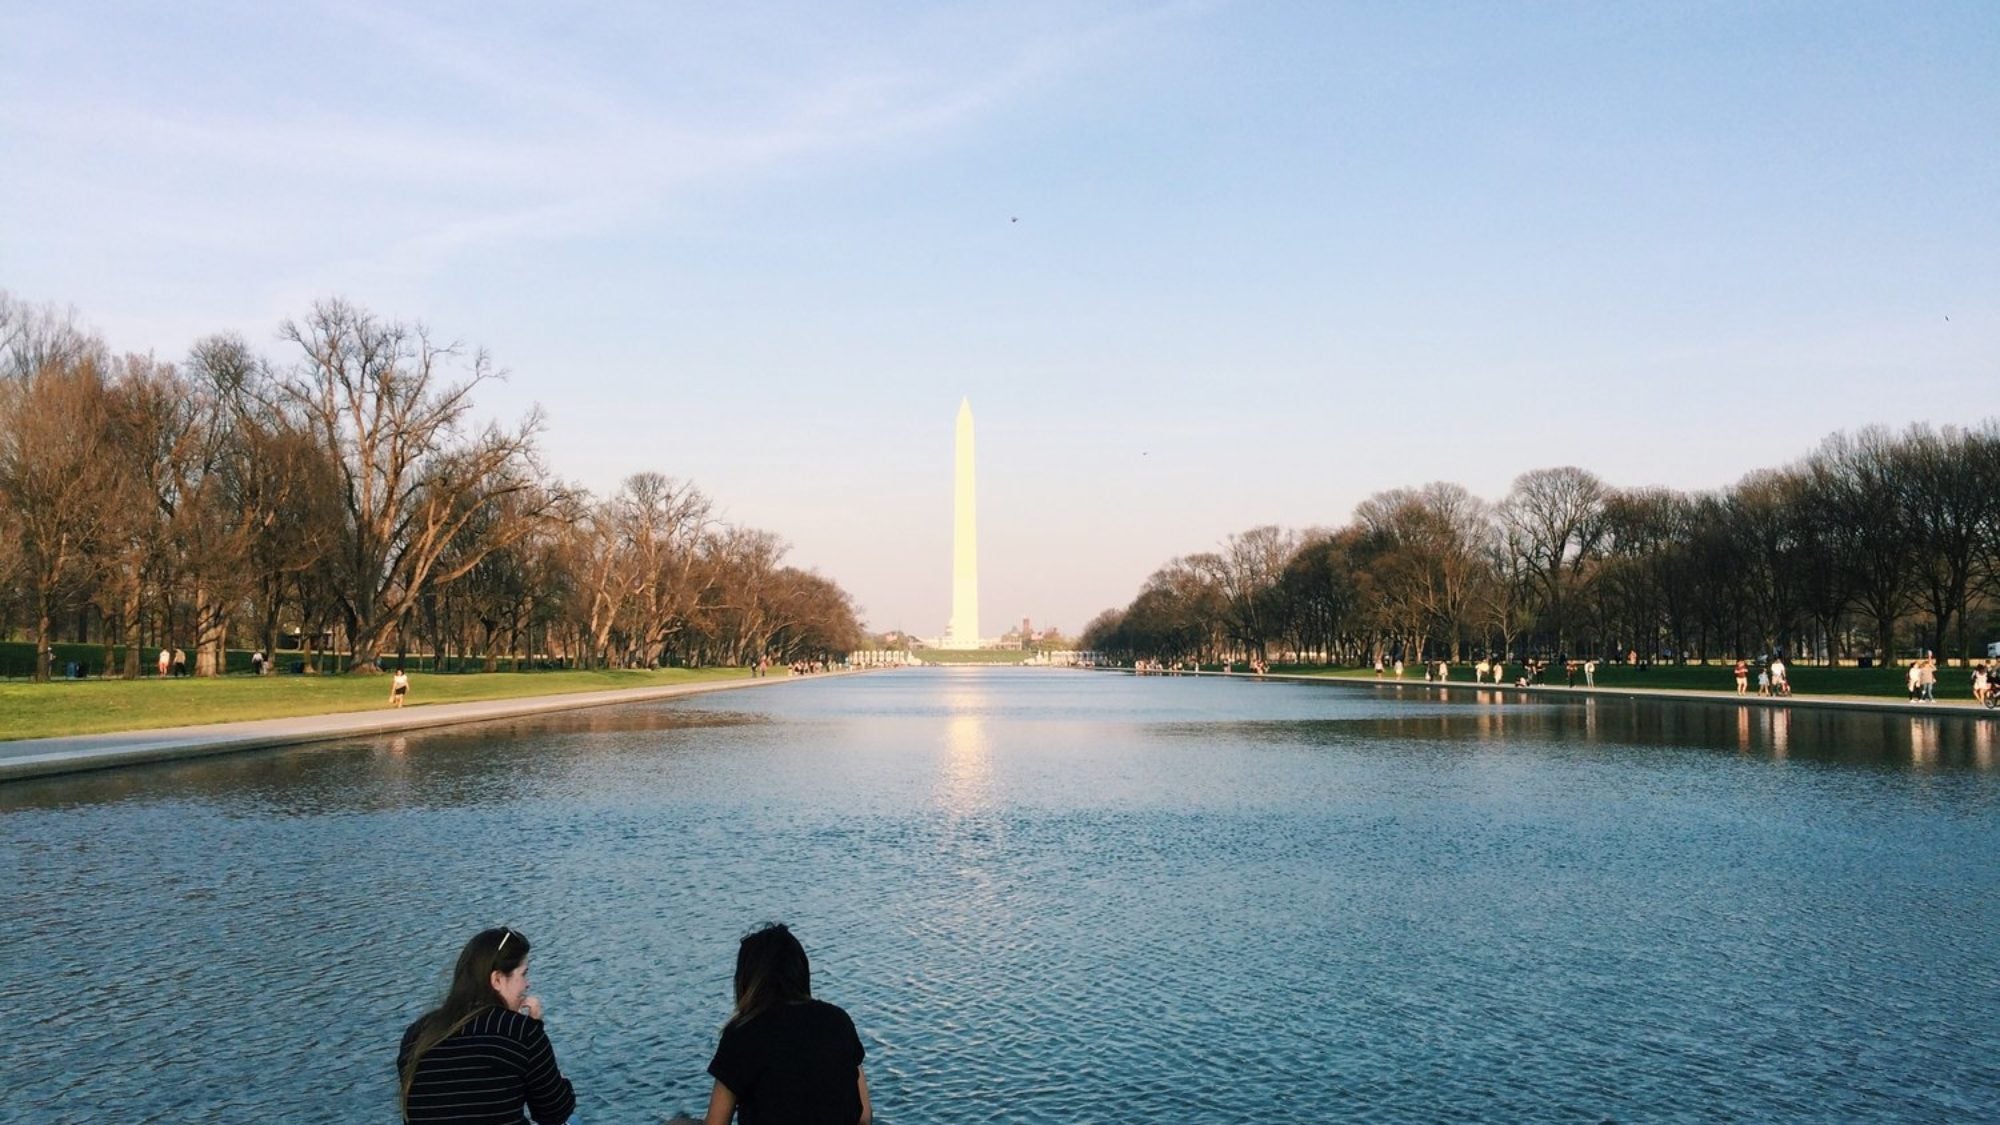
4, 670, 1997, 1122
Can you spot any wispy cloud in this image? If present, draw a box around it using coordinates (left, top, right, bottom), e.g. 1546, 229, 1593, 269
3, 2, 1207, 295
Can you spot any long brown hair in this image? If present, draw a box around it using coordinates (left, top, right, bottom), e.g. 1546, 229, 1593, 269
728, 922, 812, 1029
400, 927, 529, 1120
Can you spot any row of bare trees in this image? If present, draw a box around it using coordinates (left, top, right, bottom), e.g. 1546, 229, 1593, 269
0, 293, 863, 681
1084, 426, 2000, 668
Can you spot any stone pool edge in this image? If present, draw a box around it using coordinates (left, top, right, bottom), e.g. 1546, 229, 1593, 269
0, 671, 868, 783
1108, 667, 2000, 720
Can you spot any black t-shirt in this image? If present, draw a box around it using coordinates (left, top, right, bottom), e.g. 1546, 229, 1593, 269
708, 999, 865, 1125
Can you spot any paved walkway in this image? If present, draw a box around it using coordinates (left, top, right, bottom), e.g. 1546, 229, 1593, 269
0, 673, 845, 783
1191, 668, 2000, 719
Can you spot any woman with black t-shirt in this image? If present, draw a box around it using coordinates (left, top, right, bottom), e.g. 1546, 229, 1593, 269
703, 923, 871, 1125
398, 927, 577, 1124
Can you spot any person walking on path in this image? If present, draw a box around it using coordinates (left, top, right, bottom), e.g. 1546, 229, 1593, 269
1584, 659, 1598, 687
390, 666, 410, 708
1770, 656, 1789, 696
1734, 659, 1748, 694
701, 923, 871, 1125
1907, 661, 1923, 702
398, 927, 576, 1125
171, 647, 186, 677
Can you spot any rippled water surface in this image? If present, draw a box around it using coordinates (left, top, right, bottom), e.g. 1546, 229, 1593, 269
6, 669, 1999, 1122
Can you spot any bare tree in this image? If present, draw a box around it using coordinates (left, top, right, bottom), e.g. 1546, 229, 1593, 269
278, 298, 553, 673
1208, 526, 1297, 660
1353, 483, 1495, 660
615, 473, 715, 666
1500, 466, 1608, 654
0, 292, 98, 382
1809, 429, 1912, 661
1895, 423, 2000, 659
566, 497, 628, 668
0, 349, 121, 680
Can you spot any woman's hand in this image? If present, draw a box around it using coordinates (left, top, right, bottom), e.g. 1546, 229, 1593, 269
518, 995, 544, 1020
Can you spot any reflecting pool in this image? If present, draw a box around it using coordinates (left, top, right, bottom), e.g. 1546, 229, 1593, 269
4, 669, 1997, 1121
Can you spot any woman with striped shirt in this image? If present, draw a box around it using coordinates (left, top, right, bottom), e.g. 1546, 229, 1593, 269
398, 927, 577, 1124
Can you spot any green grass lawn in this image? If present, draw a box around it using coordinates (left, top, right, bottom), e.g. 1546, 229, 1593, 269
1273, 662, 1974, 700
0, 667, 753, 742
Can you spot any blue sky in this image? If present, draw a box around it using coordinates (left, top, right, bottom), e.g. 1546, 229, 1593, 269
3, 2, 1995, 636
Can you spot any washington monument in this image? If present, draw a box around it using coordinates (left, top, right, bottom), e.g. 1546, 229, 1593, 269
944, 398, 980, 648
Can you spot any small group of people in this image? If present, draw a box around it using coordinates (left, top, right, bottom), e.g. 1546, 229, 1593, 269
398, 923, 869, 1125
149, 646, 281, 677
1731, 657, 1791, 696
1562, 658, 1600, 687
1906, 657, 1940, 701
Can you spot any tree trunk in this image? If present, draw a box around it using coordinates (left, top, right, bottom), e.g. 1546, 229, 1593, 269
34, 605, 54, 684
122, 583, 144, 678
99, 609, 118, 681
193, 585, 228, 676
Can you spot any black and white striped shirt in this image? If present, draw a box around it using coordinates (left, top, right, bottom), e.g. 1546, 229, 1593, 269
397, 1006, 576, 1124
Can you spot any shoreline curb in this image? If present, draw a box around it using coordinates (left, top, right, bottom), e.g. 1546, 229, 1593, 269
1105, 667, 1998, 721
0, 672, 861, 783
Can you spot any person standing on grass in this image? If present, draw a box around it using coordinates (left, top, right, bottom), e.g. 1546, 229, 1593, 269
1770, 656, 1788, 696
157, 647, 171, 678
1734, 659, 1748, 694
1584, 658, 1598, 687
702, 923, 871, 1125
390, 665, 410, 708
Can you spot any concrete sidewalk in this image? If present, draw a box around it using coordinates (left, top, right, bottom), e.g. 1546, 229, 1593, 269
1196, 668, 2000, 719
0, 672, 843, 783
